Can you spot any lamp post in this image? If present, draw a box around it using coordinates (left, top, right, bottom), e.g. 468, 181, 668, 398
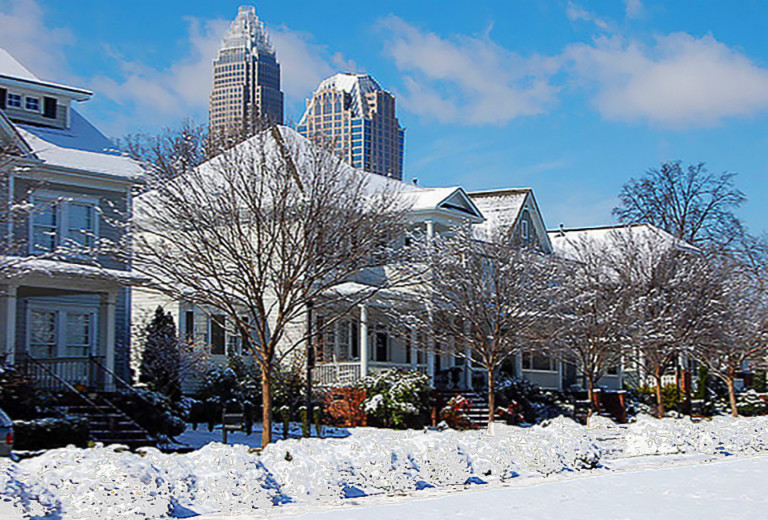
305, 300, 314, 437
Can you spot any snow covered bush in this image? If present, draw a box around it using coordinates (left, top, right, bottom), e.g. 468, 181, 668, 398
138, 306, 182, 401
192, 359, 260, 433
495, 376, 571, 423
359, 369, 432, 429
323, 387, 367, 427
736, 390, 767, 416
109, 389, 186, 442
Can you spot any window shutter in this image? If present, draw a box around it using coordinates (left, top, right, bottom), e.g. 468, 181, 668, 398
43, 97, 57, 119
0, 88, 6, 110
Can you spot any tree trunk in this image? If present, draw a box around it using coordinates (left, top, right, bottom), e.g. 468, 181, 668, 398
726, 378, 739, 417
261, 369, 273, 448
654, 374, 664, 419
586, 377, 595, 412
487, 367, 495, 432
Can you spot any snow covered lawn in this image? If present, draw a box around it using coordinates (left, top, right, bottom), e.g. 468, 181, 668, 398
247, 455, 768, 520
2, 414, 768, 519
173, 422, 349, 450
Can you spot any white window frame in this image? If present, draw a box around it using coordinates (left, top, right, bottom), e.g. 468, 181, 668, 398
521, 218, 530, 240
26, 303, 98, 359
6, 92, 21, 108
25, 96, 40, 113
29, 192, 99, 255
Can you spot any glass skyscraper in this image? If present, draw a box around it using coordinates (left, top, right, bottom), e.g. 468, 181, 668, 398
209, 6, 283, 137
297, 73, 405, 180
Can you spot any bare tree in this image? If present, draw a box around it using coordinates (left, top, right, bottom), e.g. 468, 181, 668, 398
614, 161, 746, 249
126, 126, 410, 447
396, 224, 555, 429
610, 229, 710, 417
693, 252, 768, 416
544, 234, 629, 409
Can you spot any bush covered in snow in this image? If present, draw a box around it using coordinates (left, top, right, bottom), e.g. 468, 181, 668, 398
13, 417, 89, 451
359, 369, 433, 429
495, 377, 571, 423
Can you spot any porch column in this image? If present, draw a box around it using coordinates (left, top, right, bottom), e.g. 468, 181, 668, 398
425, 219, 436, 384
516, 352, 524, 378
464, 320, 472, 390
410, 328, 418, 371
557, 358, 563, 391
359, 304, 368, 378
0, 285, 18, 365
99, 290, 118, 389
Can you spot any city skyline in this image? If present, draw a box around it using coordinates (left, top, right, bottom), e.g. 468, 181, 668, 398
0, 0, 765, 235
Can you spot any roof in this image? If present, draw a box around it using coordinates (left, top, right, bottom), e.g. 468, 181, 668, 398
300, 73, 386, 125
469, 188, 530, 235
0, 256, 148, 285
14, 109, 143, 180
154, 126, 481, 222
0, 48, 91, 98
546, 223, 698, 261
219, 6, 273, 55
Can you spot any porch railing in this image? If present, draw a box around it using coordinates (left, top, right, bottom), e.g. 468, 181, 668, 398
21, 355, 107, 392
313, 362, 429, 386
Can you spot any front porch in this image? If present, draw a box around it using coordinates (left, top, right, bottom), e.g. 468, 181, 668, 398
0, 259, 138, 391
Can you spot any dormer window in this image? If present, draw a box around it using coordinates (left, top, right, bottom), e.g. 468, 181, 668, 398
7, 93, 21, 108
521, 219, 530, 240
25, 96, 40, 112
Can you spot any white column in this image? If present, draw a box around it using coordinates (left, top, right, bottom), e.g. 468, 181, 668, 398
557, 358, 563, 391
516, 352, 524, 378
1, 285, 18, 365
99, 290, 118, 389
426, 220, 434, 242
410, 328, 418, 371
359, 304, 368, 378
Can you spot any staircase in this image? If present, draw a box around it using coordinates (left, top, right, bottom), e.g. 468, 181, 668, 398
436, 390, 491, 429
22, 356, 157, 449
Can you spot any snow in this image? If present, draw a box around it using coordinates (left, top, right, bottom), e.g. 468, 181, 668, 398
0, 48, 39, 82
1, 414, 768, 519
469, 189, 529, 235
263, 455, 768, 520
0, 255, 148, 284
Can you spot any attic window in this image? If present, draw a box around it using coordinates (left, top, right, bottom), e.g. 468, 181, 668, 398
25, 96, 40, 112
7, 93, 21, 108
521, 219, 530, 240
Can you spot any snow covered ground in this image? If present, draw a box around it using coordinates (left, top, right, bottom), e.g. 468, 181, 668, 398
1, 414, 767, 519
173, 422, 349, 450
239, 455, 768, 520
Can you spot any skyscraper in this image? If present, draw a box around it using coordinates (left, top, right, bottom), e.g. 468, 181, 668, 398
297, 73, 405, 180
209, 6, 283, 137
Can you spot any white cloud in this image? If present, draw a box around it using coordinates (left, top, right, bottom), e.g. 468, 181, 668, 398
380, 16, 559, 125
566, 2, 611, 31
624, 0, 645, 19
566, 33, 768, 127
0, 0, 75, 82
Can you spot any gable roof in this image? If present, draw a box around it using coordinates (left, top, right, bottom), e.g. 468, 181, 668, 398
0, 48, 91, 99
468, 188, 553, 252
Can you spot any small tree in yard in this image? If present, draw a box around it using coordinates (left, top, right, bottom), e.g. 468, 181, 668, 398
398, 224, 555, 430
126, 126, 409, 448
139, 306, 181, 400
693, 254, 768, 417
544, 233, 628, 410
609, 228, 710, 418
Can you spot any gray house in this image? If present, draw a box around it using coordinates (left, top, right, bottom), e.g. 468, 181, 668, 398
0, 49, 143, 390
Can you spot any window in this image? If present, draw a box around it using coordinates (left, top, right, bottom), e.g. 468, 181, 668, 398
523, 352, 556, 371
210, 314, 226, 355
521, 219, 529, 240
375, 331, 387, 362
7, 93, 21, 108
65, 312, 93, 356
30, 195, 98, 254
31, 198, 57, 253
29, 310, 57, 358
25, 96, 40, 112
337, 320, 350, 361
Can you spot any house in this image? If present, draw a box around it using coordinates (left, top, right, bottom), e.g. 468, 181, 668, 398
0, 49, 143, 391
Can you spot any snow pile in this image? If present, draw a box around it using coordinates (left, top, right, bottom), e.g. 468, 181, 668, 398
11, 443, 284, 519
260, 418, 602, 501
623, 415, 768, 457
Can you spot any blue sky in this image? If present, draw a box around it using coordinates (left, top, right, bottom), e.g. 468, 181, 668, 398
1, 0, 766, 233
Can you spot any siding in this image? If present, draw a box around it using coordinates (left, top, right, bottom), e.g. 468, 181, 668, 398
2, 88, 68, 129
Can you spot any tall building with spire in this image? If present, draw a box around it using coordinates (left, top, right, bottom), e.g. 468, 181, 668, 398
297, 73, 405, 180
209, 6, 283, 136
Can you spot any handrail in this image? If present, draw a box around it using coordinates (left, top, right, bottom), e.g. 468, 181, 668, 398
22, 356, 101, 409
88, 356, 151, 402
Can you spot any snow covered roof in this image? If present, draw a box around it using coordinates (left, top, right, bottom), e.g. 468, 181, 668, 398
547, 223, 698, 261
469, 189, 530, 235
183, 126, 482, 222
300, 73, 385, 125
0, 48, 91, 99
13, 109, 143, 180
0, 256, 148, 284
219, 6, 273, 55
